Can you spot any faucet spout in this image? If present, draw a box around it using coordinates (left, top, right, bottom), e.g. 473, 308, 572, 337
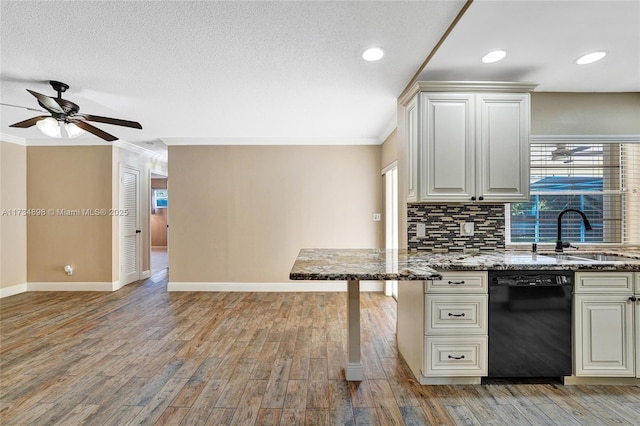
555, 209, 593, 252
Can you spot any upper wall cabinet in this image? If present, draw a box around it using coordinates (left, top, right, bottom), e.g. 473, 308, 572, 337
400, 82, 538, 203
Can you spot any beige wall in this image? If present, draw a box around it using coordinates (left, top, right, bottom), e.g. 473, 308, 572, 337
27, 146, 113, 283
0, 141, 27, 289
381, 129, 398, 170
169, 145, 382, 283
531, 92, 640, 134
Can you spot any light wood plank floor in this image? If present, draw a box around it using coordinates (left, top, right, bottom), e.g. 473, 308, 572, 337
1, 272, 639, 425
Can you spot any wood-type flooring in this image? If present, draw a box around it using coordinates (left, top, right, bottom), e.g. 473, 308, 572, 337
1, 271, 639, 425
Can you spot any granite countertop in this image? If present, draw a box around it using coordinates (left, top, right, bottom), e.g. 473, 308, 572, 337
290, 248, 640, 281
289, 249, 442, 281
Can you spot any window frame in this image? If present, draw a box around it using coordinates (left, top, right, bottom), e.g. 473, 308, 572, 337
505, 134, 640, 248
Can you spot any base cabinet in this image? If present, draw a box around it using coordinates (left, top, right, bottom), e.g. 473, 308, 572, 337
574, 272, 638, 378
398, 271, 488, 384
637, 273, 640, 379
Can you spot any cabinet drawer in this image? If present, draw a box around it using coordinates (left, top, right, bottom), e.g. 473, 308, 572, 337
423, 336, 488, 376
575, 272, 634, 293
426, 271, 488, 293
425, 295, 488, 335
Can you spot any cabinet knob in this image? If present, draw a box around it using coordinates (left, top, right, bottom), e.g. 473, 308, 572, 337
479, 196, 484, 201
471, 196, 476, 201
629, 296, 638, 302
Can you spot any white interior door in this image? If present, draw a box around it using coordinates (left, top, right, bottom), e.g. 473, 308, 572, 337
384, 165, 399, 299
120, 165, 141, 285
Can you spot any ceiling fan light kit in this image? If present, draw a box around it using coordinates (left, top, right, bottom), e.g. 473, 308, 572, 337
65, 122, 85, 138
36, 117, 61, 138
7, 80, 142, 142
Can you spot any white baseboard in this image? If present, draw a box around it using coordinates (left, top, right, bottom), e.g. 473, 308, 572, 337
27, 281, 120, 292
0, 283, 28, 298
141, 270, 151, 279
167, 281, 384, 292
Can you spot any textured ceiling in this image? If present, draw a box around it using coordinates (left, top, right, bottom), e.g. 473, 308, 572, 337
1, 1, 638, 150
420, 0, 640, 92
0, 0, 465, 147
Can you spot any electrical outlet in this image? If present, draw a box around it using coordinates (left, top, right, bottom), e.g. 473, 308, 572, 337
460, 222, 474, 236
416, 223, 426, 237
373, 213, 381, 221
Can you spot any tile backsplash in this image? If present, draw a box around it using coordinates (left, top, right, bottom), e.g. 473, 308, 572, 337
408, 204, 505, 251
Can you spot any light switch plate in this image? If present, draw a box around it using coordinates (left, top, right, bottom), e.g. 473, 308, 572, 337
373, 213, 381, 221
416, 223, 426, 237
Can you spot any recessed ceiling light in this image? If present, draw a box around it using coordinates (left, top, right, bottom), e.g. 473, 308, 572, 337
362, 47, 385, 62
482, 50, 507, 64
576, 51, 607, 65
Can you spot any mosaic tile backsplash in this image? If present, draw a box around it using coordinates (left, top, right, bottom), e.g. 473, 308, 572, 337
408, 204, 505, 251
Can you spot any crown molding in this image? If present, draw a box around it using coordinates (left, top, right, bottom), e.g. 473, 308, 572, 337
113, 139, 168, 161
0, 133, 27, 145
399, 81, 540, 106
161, 137, 380, 146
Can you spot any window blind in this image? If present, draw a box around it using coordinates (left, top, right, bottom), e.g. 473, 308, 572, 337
508, 140, 640, 245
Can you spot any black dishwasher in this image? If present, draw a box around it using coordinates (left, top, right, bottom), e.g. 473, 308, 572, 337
488, 270, 573, 379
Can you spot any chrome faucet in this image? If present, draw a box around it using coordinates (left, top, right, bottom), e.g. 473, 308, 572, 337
555, 209, 593, 252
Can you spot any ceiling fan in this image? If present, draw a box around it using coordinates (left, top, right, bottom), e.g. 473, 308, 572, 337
4, 80, 142, 141
551, 144, 588, 162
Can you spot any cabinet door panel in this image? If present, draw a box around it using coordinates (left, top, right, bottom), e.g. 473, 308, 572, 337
575, 295, 634, 376
406, 97, 418, 202
420, 93, 474, 201
636, 299, 640, 379
477, 94, 529, 202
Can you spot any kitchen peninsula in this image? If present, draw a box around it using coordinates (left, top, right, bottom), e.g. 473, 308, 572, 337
290, 248, 640, 384
289, 249, 442, 380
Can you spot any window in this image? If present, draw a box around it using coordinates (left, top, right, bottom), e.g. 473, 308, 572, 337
153, 189, 168, 209
507, 138, 640, 245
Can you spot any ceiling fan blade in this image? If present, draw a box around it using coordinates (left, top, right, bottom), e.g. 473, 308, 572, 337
81, 114, 142, 129
26, 89, 65, 114
9, 115, 50, 128
71, 120, 118, 142
0, 102, 46, 113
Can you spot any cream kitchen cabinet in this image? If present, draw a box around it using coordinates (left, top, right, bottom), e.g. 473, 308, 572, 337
636, 273, 640, 379
574, 272, 638, 378
397, 271, 488, 384
400, 82, 537, 203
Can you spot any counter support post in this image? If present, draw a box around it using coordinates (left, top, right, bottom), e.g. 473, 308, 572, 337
346, 279, 364, 381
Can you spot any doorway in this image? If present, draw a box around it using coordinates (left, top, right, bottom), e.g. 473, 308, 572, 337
150, 173, 168, 275
383, 163, 398, 299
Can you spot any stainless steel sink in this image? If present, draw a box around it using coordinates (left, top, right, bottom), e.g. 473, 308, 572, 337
542, 253, 640, 262
563, 253, 639, 262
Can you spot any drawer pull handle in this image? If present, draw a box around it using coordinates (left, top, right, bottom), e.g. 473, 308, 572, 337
448, 280, 465, 285
448, 355, 465, 360
448, 313, 465, 317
